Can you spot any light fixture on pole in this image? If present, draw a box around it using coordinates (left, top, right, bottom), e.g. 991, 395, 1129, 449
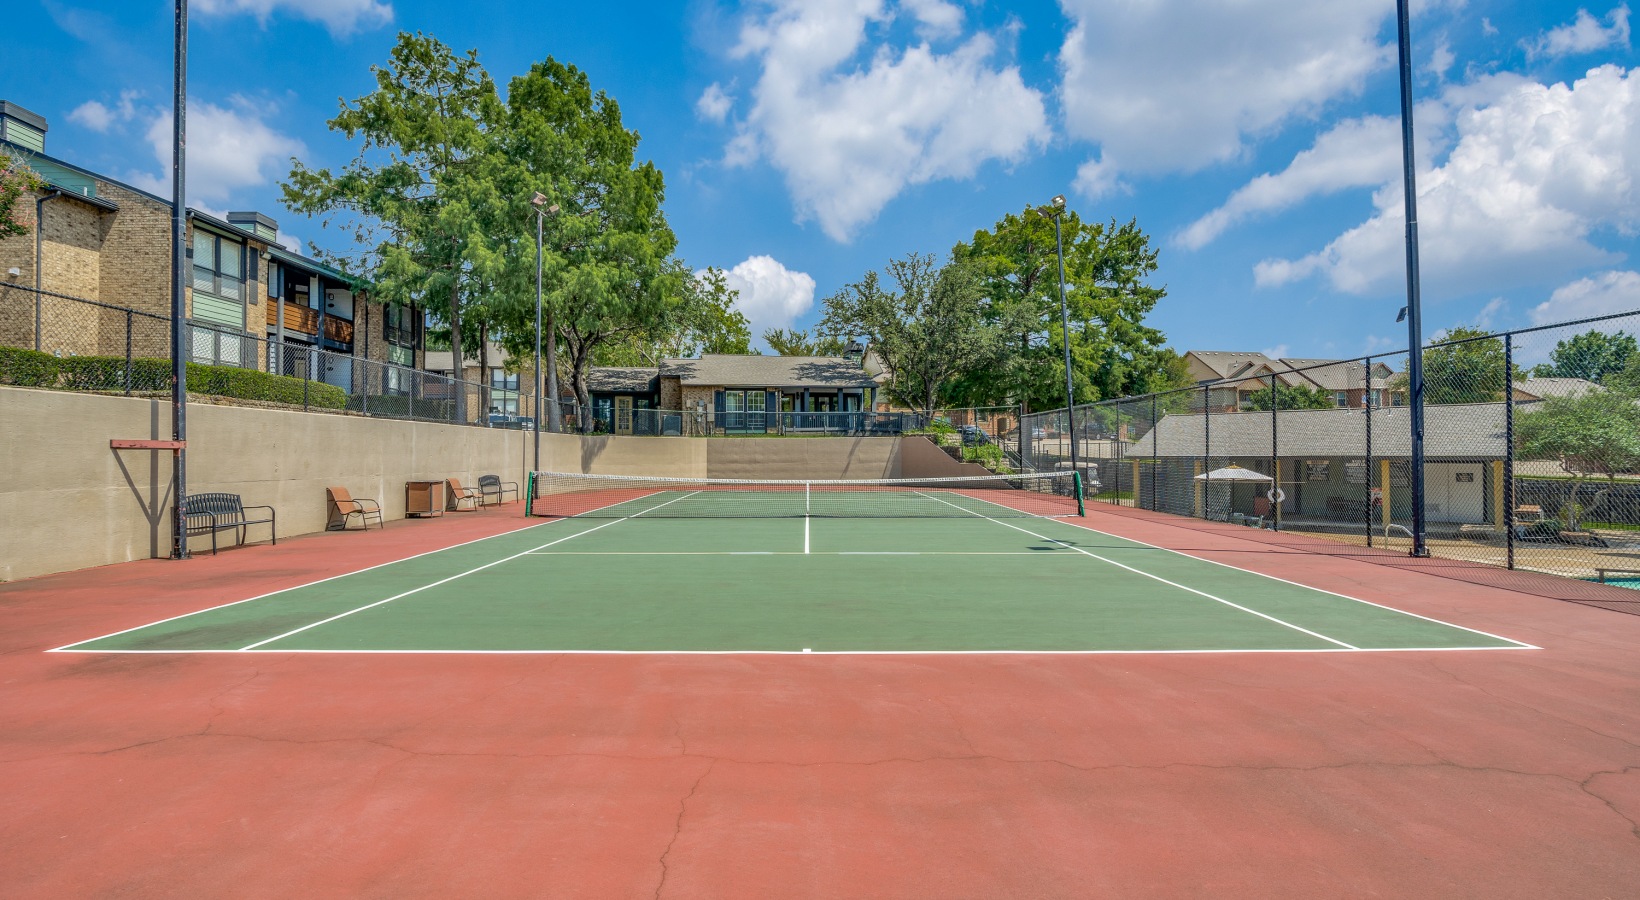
530, 193, 561, 456
1033, 194, 1078, 480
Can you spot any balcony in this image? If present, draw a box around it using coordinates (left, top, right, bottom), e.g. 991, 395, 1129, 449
264, 303, 353, 349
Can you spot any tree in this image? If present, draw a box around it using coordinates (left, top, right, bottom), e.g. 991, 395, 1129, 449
1243, 383, 1335, 410
762, 328, 846, 357
1529, 330, 1639, 383
1611, 355, 1640, 396
1, 151, 45, 239
489, 57, 682, 429
947, 209, 1172, 411
821, 252, 1003, 418
589, 266, 752, 365
1516, 390, 1640, 530
1393, 327, 1512, 404
284, 32, 505, 422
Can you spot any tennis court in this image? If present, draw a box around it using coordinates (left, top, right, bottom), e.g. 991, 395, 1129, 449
55, 474, 1533, 655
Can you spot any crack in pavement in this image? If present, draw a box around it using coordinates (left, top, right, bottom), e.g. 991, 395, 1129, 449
1580, 766, 1640, 840
1428, 659, 1640, 753
654, 759, 714, 900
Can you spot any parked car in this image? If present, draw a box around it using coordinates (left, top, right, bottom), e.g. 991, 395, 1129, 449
958, 425, 991, 445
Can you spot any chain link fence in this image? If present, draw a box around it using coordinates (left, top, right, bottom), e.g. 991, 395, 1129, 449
0, 284, 535, 428
1020, 308, 1640, 607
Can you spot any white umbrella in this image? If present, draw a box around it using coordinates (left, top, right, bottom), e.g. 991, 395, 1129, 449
1195, 464, 1273, 482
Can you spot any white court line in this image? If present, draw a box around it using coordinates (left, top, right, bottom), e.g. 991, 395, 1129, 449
519, 550, 1055, 556
58, 645, 1537, 656
235, 491, 702, 651
1062, 503, 1541, 650
915, 491, 1359, 650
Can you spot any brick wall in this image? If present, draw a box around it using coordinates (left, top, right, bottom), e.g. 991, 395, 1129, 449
92, 180, 172, 317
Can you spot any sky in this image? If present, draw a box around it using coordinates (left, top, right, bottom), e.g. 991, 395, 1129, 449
5, 0, 1640, 363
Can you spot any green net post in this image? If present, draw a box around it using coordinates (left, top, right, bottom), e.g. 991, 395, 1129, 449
1074, 470, 1085, 516
525, 471, 535, 517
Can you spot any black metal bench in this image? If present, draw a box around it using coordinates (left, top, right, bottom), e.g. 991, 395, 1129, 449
184, 492, 277, 555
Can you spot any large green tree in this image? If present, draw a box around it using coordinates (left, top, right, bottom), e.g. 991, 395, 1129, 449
1394, 327, 1514, 404
284, 32, 505, 422
948, 209, 1176, 411
821, 253, 1004, 418
492, 58, 681, 429
1516, 390, 1640, 530
762, 328, 846, 357
1530, 330, 1638, 383
590, 266, 753, 365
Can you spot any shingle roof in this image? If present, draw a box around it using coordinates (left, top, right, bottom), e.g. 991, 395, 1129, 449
587, 367, 659, 393
660, 355, 876, 388
1133, 404, 1507, 460
1516, 377, 1600, 400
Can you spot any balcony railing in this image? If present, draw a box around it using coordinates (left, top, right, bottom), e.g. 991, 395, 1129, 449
324, 316, 354, 347
263, 303, 353, 347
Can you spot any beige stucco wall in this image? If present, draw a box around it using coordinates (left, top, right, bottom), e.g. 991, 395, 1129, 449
895, 436, 997, 479
0, 385, 530, 582
1, 389, 974, 582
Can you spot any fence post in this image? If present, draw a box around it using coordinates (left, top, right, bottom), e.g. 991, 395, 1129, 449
1365, 356, 1374, 548
1270, 373, 1280, 532
124, 310, 134, 396
34, 287, 41, 352
1149, 393, 1159, 512
1202, 384, 1210, 520
1504, 333, 1515, 570
303, 348, 310, 411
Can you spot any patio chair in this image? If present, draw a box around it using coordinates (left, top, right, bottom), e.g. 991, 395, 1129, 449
478, 474, 519, 507
446, 477, 484, 512
327, 486, 383, 531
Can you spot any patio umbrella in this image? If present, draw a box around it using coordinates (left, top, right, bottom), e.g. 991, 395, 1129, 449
1195, 464, 1273, 482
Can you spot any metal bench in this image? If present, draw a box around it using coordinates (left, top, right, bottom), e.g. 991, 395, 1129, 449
184, 492, 277, 555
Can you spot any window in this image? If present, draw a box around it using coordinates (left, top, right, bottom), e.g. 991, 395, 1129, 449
384, 305, 417, 347
489, 370, 520, 416
1334, 391, 1349, 407
192, 231, 245, 301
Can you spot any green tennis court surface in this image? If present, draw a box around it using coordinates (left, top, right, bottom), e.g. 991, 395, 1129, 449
57, 490, 1533, 654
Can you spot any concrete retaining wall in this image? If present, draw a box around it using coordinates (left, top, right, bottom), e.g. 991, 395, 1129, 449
3, 390, 997, 581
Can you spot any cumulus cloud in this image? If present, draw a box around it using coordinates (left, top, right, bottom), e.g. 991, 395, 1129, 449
722, 0, 1048, 241
713, 256, 817, 344
69, 101, 114, 132
194, 0, 392, 36
1057, 0, 1394, 195
1524, 5, 1631, 60
1254, 66, 1639, 298
128, 98, 306, 207
1179, 115, 1403, 250
1531, 270, 1640, 325
696, 83, 732, 123
1473, 297, 1509, 329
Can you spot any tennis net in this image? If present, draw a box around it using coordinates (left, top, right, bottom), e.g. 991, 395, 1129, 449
526, 471, 1085, 519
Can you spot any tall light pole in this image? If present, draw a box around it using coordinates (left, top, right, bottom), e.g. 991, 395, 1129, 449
170, 0, 189, 559
530, 193, 561, 455
1035, 195, 1077, 478
1395, 0, 1430, 558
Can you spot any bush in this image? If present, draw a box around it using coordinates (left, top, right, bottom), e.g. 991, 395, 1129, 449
0, 349, 347, 408
0, 346, 60, 386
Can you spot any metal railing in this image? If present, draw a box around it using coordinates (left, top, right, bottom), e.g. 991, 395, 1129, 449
0, 284, 536, 429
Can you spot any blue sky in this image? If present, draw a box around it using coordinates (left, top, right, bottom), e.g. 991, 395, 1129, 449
5, 1, 1639, 363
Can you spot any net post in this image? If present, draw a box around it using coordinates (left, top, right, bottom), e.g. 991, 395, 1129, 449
1074, 470, 1085, 516
524, 471, 535, 517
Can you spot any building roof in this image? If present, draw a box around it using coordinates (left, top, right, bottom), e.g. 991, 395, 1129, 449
587, 367, 659, 393
1188, 350, 1395, 392
1515, 377, 1600, 401
660, 355, 876, 388
1134, 403, 1507, 460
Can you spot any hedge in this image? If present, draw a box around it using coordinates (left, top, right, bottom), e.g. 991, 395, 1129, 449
344, 392, 455, 420
0, 350, 347, 409
0, 346, 60, 386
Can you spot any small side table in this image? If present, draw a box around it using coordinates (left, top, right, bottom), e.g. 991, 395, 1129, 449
405, 480, 445, 517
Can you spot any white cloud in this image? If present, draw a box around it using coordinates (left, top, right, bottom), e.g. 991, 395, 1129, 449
713, 256, 817, 344
1482, 17, 1499, 37
1428, 39, 1455, 79
1262, 344, 1290, 359
1524, 5, 1631, 60
1179, 115, 1403, 250
900, 0, 964, 39
69, 101, 114, 132
129, 98, 306, 207
1255, 66, 1639, 298
1057, 1, 1394, 194
1473, 297, 1508, 328
696, 83, 733, 123
194, 0, 392, 36
1531, 270, 1640, 325
723, 0, 1048, 241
